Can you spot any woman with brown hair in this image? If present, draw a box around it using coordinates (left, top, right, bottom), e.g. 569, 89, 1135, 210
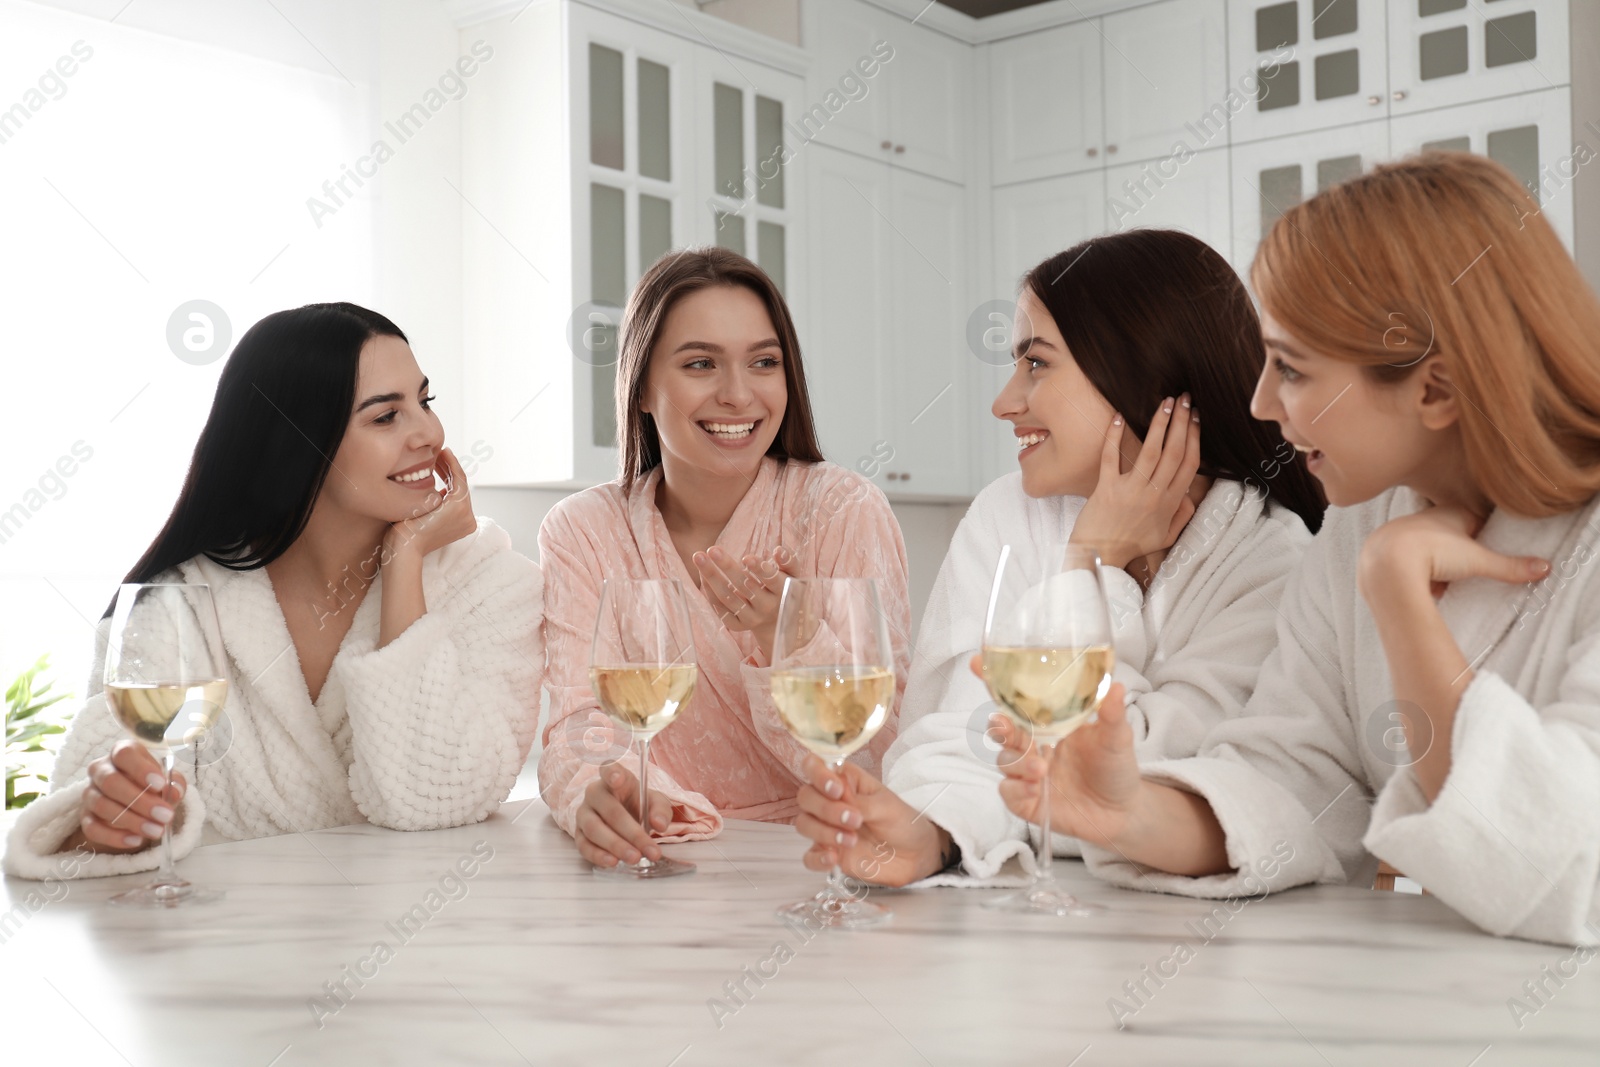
791, 229, 1324, 889
988, 153, 1600, 945
538, 247, 911, 869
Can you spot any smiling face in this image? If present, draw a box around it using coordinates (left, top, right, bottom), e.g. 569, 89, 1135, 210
640, 284, 787, 483
991, 287, 1118, 498
319, 333, 445, 522
1249, 309, 1463, 508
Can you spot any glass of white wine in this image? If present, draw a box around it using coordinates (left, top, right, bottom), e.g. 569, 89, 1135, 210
770, 577, 895, 929
102, 583, 229, 907
980, 543, 1114, 917
590, 578, 699, 879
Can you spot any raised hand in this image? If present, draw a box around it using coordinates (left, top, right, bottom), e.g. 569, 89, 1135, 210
693, 544, 795, 662
1070, 395, 1202, 570
385, 447, 477, 561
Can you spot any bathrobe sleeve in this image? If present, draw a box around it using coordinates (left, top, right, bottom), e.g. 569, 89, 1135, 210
334, 519, 544, 832
537, 500, 724, 842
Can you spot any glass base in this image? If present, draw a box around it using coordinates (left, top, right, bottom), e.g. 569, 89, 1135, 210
776, 890, 893, 929
984, 883, 1101, 917
593, 855, 696, 879
109, 878, 223, 908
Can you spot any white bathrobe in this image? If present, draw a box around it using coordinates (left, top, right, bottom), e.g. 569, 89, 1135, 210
4, 518, 543, 881
884, 472, 1312, 884
1082, 488, 1600, 946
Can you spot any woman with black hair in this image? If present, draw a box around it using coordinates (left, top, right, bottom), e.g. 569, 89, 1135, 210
790, 230, 1325, 888
5, 303, 543, 881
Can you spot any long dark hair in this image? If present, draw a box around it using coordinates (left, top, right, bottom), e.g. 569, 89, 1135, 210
1024, 230, 1325, 533
616, 247, 824, 485
117, 302, 407, 600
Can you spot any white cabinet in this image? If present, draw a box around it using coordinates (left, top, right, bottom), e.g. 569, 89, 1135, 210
989, 21, 1103, 182
1229, 118, 1390, 269
805, 145, 971, 498
1387, 0, 1568, 115
1103, 0, 1229, 165
1106, 146, 1233, 260
1226, 0, 1389, 144
1390, 86, 1574, 248
802, 0, 971, 184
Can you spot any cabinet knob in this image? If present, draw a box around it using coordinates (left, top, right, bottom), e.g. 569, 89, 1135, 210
1087, 147, 1098, 157
894, 144, 905, 154
1392, 90, 1407, 101
1107, 144, 1118, 154
901, 472, 911, 481
1366, 94, 1381, 105
881, 140, 893, 150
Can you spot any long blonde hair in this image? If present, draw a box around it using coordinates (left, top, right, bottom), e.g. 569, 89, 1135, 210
1253, 152, 1600, 517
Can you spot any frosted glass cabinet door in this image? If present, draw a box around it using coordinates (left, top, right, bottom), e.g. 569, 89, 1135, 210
1388, 0, 1569, 115
1390, 86, 1574, 249
1102, 0, 1229, 166
1226, 0, 1389, 145
1228, 119, 1389, 270
989, 21, 1104, 184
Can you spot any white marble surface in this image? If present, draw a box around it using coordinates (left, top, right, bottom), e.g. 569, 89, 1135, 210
3, 799, 1598, 1066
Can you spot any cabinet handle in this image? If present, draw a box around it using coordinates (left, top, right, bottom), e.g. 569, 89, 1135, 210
1087, 147, 1098, 157
901, 472, 911, 481
1107, 144, 1118, 154
881, 139, 893, 150
1392, 90, 1407, 101
1366, 94, 1381, 105
894, 144, 905, 153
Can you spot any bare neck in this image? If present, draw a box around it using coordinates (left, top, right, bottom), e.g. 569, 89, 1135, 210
653, 452, 761, 542
265, 501, 390, 594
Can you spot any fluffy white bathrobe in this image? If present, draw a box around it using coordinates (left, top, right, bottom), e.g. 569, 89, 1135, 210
4, 518, 543, 881
1082, 488, 1600, 946
884, 472, 1312, 884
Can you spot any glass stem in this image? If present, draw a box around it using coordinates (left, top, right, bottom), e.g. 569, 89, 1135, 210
638, 737, 652, 868
1034, 741, 1055, 888
156, 748, 178, 887
826, 757, 846, 897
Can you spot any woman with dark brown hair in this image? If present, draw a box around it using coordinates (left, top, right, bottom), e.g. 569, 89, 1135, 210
792, 229, 1323, 890
537, 247, 911, 869
986, 153, 1600, 946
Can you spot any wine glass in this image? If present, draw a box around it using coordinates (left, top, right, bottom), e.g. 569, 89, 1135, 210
770, 577, 895, 929
980, 543, 1115, 916
102, 583, 229, 907
589, 578, 698, 879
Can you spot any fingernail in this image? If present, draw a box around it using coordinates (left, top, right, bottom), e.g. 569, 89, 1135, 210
82, 815, 93, 828
151, 806, 173, 824
141, 821, 164, 838
1532, 560, 1550, 577
1181, 394, 1191, 408
841, 810, 860, 828
823, 779, 842, 799
1112, 414, 1123, 426
146, 773, 166, 791
1163, 397, 1174, 412
123, 835, 142, 847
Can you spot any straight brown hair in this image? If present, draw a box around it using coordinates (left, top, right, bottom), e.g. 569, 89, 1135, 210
615, 247, 824, 485
1253, 152, 1600, 517
1024, 230, 1326, 533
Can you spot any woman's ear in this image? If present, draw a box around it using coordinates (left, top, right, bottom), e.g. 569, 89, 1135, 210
1416, 354, 1462, 431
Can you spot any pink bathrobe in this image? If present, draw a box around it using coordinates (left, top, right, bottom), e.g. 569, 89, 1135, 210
538, 456, 911, 840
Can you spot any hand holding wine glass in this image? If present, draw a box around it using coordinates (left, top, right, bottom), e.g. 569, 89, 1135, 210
587, 578, 699, 879
978, 543, 1116, 916
771, 577, 896, 928
101, 583, 229, 907
72, 740, 188, 854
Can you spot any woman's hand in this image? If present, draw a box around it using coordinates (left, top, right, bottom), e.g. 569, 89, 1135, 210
693, 545, 795, 663
1070, 395, 1202, 570
69, 740, 186, 854
384, 447, 477, 562
1358, 505, 1549, 605
574, 764, 673, 869
793, 756, 949, 887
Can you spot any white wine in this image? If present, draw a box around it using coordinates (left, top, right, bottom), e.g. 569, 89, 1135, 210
105, 680, 228, 749
981, 645, 1113, 741
771, 666, 893, 760
590, 664, 697, 737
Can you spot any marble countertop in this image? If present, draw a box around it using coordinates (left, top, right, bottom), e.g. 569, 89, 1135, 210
3, 799, 1597, 1066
